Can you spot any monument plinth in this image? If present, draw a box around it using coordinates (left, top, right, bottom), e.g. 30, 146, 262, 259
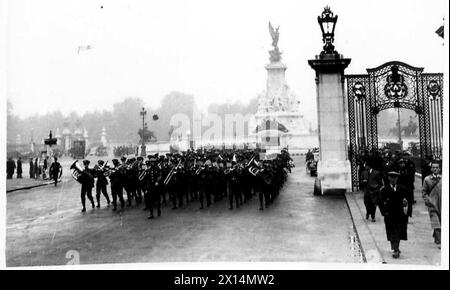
308, 7, 352, 194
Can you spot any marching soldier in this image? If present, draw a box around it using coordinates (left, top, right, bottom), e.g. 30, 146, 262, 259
259, 160, 273, 210
227, 157, 242, 210
144, 157, 163, 219
197, 160, 209, 209
93, 160, 111, 208
80, 160, 95, 212
110, 159, 125, 212
135, 156, 145, 204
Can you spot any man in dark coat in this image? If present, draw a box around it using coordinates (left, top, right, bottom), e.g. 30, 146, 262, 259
16, 157, 23, 178
34, 158, 40, 179
93, 160, 110, 207
379, 171, 409, 259
360, 161, 383, 222
397, 158, 415, 217
49, 157, 63, 186
422, 161, 442, 245
29, 158, 35, 179
6, 158, 15, 179
80, 160, 95, 212
144, 157, 162, 219
109, 159, 125, 212
43, 156, 49, 179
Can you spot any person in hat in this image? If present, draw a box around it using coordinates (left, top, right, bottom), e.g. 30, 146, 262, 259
381, 152, 396, 187
135, 156, 145, 205
49, 157, 62, 187
422, 161, 442, 246
227, 157, 242, 210
29, 158, 35, 179
93, 160, 110, 208
258, 160, 273, 210
16, 157, 23, 179
124, 157, 139, 207
6, 157, 15, 179
144, 157, 162, 219
379, 171, 409, 259
109, 158, 125, 211
80, 160, 95, 212
360, 160, 382, 222
397, 158, 415, 217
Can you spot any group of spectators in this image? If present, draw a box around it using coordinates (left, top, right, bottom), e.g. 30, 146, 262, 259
6, 157, 22, 179
356, 148, 442, 258
6, 156, 60, 181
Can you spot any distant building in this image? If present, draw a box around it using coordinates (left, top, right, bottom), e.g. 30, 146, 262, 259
60, 120, 89, 155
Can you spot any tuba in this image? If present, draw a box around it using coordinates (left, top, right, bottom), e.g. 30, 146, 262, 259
70, 160, 94, 185
248, 166, 260, 176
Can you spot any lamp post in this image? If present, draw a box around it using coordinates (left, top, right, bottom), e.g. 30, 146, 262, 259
397, 108, 403, 149
140, 107, 147, 156
186, 130, 191, 150
308, 6, 352, 194
317, 6, 338, 55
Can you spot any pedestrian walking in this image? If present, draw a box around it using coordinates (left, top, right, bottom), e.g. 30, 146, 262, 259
360, 161, 382, 222
422, 161, 442, 246
49, 157, 63, 186
379, 171, 409, 259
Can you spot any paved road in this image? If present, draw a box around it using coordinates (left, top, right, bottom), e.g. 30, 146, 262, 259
6, 157, 362, 267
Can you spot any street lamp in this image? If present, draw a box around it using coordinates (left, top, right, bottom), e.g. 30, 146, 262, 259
186, 130, 191, 150
318, 6, 338, 55
140, 107, 147, 156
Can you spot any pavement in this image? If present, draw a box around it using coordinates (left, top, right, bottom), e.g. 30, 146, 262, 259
345, 176, 441, 265
6, 178, 57, 193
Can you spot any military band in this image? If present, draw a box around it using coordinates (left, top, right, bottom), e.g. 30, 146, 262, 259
71, 148, 294, 217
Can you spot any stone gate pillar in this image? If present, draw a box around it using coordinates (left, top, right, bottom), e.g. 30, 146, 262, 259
308, 6, 352, 194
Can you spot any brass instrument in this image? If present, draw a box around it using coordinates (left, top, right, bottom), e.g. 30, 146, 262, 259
70, 160, 94, 185
138, 164, 148, 181
164, 160, 181, 185
195, 165, 204, 175
246, 156, 255, 167
248, 166, 261, 176
104, 163, 125, 177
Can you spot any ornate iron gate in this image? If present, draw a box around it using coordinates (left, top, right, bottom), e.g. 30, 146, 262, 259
346, 61, 443, 190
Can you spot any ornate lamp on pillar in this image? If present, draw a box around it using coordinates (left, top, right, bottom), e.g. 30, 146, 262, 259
308, 6, 352, 195
318, 6, 338, 55
44, 130, 58, 158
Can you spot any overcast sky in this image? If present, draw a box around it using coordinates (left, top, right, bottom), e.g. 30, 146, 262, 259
5, 0, 447, 123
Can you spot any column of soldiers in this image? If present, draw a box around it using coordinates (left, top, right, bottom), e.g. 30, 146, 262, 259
74, 149, 294, 218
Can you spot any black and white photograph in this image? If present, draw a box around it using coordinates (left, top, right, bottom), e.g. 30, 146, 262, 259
1, 0, 448, 272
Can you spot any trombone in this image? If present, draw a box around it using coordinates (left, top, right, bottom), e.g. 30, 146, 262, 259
164, 160, 181, 185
